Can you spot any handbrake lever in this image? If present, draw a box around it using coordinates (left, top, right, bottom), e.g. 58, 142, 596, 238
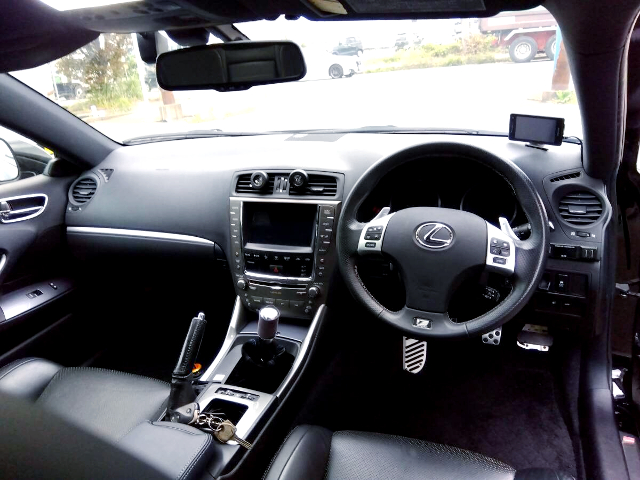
167, 312, 206, 413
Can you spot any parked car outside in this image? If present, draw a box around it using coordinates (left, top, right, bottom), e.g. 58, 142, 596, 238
331, 37, 363, 56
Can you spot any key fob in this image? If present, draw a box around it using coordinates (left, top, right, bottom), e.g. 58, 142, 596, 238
169, 402, 200, 424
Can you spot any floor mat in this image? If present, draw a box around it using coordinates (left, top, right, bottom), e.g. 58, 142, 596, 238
294, 337, 578, 476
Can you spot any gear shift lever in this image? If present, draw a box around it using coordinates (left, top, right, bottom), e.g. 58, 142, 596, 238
257, 306, 280, 342
241, 306, 286, 367
167, 312, 206, 413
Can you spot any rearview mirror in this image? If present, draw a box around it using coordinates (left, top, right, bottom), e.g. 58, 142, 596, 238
0, 139, 19, 183
156, 41, 307, 92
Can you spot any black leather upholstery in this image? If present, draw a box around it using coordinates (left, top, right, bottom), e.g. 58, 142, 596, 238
0, 357, 170, 442
119, 421, 216, 480
0, 391, 168, 480
264, 425, 333, 480
265, 425, 575, 480
0, 357, 62, 401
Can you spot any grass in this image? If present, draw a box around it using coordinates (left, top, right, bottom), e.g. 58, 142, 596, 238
553, 90, 578, 104
364, 51, 508, 73
363, 36, 507, 73
63, 76, 143, 117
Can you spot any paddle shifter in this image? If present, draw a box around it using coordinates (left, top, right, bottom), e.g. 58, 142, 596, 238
241, 306, 286, 367
167, 312, 206, 413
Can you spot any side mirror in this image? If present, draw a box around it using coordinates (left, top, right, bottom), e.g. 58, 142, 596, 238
0, 139, 19, 183
156, 41, 307, 92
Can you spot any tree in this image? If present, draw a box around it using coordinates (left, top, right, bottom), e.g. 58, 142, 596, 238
56, 34, 139, 95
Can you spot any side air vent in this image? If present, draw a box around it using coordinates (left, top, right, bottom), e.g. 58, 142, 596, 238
289, 174, 338, 197
235, 174, 275, 194
69, 176, 98, 206
558, 191, 603, 226
550, 171, 581, 183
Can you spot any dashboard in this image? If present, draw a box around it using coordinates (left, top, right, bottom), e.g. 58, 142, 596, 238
63, 132, 610, 330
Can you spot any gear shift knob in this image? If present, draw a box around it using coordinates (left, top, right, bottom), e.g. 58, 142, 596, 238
258, 306, 280, 341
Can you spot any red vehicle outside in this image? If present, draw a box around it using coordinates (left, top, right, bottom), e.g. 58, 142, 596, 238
479, 6, 558, 63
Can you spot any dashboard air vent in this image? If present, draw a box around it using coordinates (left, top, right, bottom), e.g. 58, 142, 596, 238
235, 174, 275, 194
289, 174, 338, 197
550, 171, 581, 183
558, 191, 603, 226
70, 177, 98, 205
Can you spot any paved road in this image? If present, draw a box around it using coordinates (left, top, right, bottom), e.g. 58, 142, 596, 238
93, 60, 581, 142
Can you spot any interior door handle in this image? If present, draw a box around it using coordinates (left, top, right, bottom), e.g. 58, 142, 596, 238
0, 194, 48, 223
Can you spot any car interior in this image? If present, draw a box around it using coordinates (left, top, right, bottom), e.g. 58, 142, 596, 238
2, 0, 640, 479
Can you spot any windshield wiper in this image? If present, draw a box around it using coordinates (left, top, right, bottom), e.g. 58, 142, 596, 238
123, 130, 268, 145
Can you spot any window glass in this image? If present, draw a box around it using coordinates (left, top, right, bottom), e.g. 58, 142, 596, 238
11, 7, 579, 144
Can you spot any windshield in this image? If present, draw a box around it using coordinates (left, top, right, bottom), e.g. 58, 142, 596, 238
11, 8, 580, 143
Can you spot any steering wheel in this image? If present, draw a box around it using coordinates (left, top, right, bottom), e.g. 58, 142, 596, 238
336, 143, 549, 339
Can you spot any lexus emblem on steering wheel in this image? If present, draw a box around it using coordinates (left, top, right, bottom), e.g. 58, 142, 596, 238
415, 222, 454, 249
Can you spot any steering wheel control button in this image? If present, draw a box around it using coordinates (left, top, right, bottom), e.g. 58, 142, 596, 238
412, 318, 433, 330
490, 238, 511, 257
358, 211, 395, 255
485, 222, 515, 275
415, 222, 454, 249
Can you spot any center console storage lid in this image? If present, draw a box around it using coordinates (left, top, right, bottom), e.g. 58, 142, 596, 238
118, 421, 217, 480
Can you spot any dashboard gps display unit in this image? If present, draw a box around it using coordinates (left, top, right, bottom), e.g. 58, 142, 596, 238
509, 114, 564, 146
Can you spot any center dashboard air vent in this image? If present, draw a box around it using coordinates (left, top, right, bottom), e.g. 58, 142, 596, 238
235, 171, 339, 197
235, 174, 275, 194
289, 174, 338, 197
558, 191, 603, 226
69, 175, 99, 206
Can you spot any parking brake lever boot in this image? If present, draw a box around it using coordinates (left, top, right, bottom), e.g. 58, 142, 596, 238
167, 312, 206, 413
241, 306, 286, 367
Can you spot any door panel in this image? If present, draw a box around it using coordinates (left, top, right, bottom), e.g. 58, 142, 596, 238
0, 172, 77, 358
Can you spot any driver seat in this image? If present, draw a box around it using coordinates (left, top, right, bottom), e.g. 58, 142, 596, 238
264, 425, 574, 480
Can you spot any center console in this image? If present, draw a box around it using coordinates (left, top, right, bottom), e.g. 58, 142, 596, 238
176, 170, 343, 476
228, 169, 343, 318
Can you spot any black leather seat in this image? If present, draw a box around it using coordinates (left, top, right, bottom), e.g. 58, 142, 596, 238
0, 357, 170, 442
264, 425, 574, 480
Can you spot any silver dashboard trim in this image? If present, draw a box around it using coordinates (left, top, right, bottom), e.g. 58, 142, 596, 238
245, 271, 312, 283
275, 304, 324, 398
201, 297, 244, 381
66, 226, 216, 246
231, 197, 341, 205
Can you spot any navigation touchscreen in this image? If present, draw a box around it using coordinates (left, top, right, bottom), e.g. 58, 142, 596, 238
243, 202, 316, 249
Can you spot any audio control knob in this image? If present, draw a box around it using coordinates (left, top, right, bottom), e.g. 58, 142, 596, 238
237, 279, 247, 290
308, 286, 320, 298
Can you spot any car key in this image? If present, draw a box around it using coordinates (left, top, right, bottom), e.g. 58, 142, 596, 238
169, 402, 200, 424
213, 419, 252, 450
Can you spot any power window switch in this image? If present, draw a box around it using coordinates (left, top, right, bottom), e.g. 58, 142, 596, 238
556, 274, 569, 292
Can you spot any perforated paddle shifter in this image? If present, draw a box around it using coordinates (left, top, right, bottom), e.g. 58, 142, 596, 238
167, 312, 206, 413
